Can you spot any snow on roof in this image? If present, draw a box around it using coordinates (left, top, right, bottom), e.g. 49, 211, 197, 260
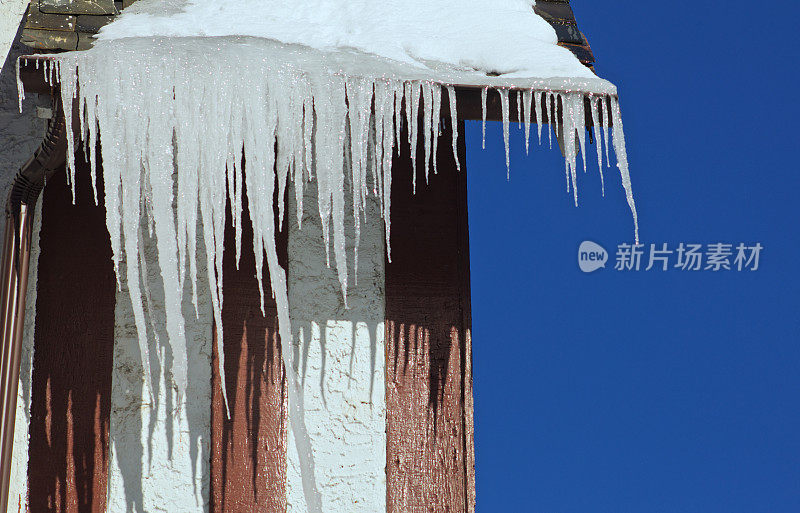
96, 0, 597, 81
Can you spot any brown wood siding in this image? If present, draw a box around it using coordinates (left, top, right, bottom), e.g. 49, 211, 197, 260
210, 189, 288, 513
27, 154, 115, 513
386, 114, 475, 512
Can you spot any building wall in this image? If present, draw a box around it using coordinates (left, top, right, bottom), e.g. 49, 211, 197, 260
7, 108, 474, 513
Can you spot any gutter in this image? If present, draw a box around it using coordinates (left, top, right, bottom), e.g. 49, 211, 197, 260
0, 71, 65, 513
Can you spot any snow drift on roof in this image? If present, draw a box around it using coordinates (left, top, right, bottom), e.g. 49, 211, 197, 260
97, 0, 596, 80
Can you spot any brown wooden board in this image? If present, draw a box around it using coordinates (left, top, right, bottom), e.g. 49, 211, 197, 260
385, 106, 475, 512
27, 151, 115, 513
39, 0, 116, 16
210, 184, 288, 513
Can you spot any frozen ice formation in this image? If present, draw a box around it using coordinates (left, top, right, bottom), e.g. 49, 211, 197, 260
19, 34, 637, 512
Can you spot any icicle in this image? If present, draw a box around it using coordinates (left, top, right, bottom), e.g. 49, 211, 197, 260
295, 89, 312, 228
174, 66, 201, 316
552, 93, 560, 154
589, 95, 605, 196
481, 86, 488, 150
534, 90, 543, 146
522, 89, 532, 155
346, 77, 373, 283
609, 97, 639, 243
516, 90, 522, 130
601, 95, 611, 168
574, 94, 587, 175
375, 80, 401, 259
114, 60, 155, 403
142, 65, 189, 404
76, 65, 88, 161
421, 82, 433, 184
303, 92, 315, 182
372, 80, 389, 222
499, 88, 510, 179
369, 118, 379, 199
563, 93, 578, 205
405, 81, 421, 193
82, 88, 100, 206
61, 63, 78, 202
312, 75, 349, 305
393, 83, 402, 157
225, 89, 245, 269
16, 57, 24, 113
445, 85, 460, 172
547, 92, 554, 149
431, 84, 441, 176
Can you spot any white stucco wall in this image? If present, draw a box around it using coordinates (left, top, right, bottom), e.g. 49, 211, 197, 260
286, 172, 387, 512
0, 13, 45, 250
0, 0, 28, 67
7, 196, 42, 513
107, 216, 213, 513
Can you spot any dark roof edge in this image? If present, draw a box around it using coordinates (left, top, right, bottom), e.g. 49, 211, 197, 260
534, 0, 596, 69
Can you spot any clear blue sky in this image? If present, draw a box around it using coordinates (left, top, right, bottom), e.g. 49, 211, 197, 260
467, 2, 800, 512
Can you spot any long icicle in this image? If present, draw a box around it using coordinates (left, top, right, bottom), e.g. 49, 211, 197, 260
446, 85, 460, 172
609, 96, 639, 243
499, 88, 511, 179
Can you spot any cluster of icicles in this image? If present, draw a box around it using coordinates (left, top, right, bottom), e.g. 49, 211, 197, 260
19, 44, 636, 510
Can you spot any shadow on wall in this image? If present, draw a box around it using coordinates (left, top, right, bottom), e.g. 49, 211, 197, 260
27, 151, 115, 513
384, 113, 474, 512
108, 167, 212, 513
212, 188, 288, 513
27, 145, 213, 513
385, 112, 471, 420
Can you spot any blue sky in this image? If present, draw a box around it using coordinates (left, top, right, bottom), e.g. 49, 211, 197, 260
467, 2, 800, 511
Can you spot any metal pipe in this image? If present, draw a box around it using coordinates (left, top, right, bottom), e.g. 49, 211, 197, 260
0, 206, 32, 513
0, 83, 66, 512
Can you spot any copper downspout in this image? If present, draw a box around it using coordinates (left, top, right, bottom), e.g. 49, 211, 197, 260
0, 90, 66, 513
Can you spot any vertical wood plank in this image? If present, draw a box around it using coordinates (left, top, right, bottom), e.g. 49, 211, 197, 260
211, 191, 288, 513
386, 116, 474, 512
27, 157, 115, 513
